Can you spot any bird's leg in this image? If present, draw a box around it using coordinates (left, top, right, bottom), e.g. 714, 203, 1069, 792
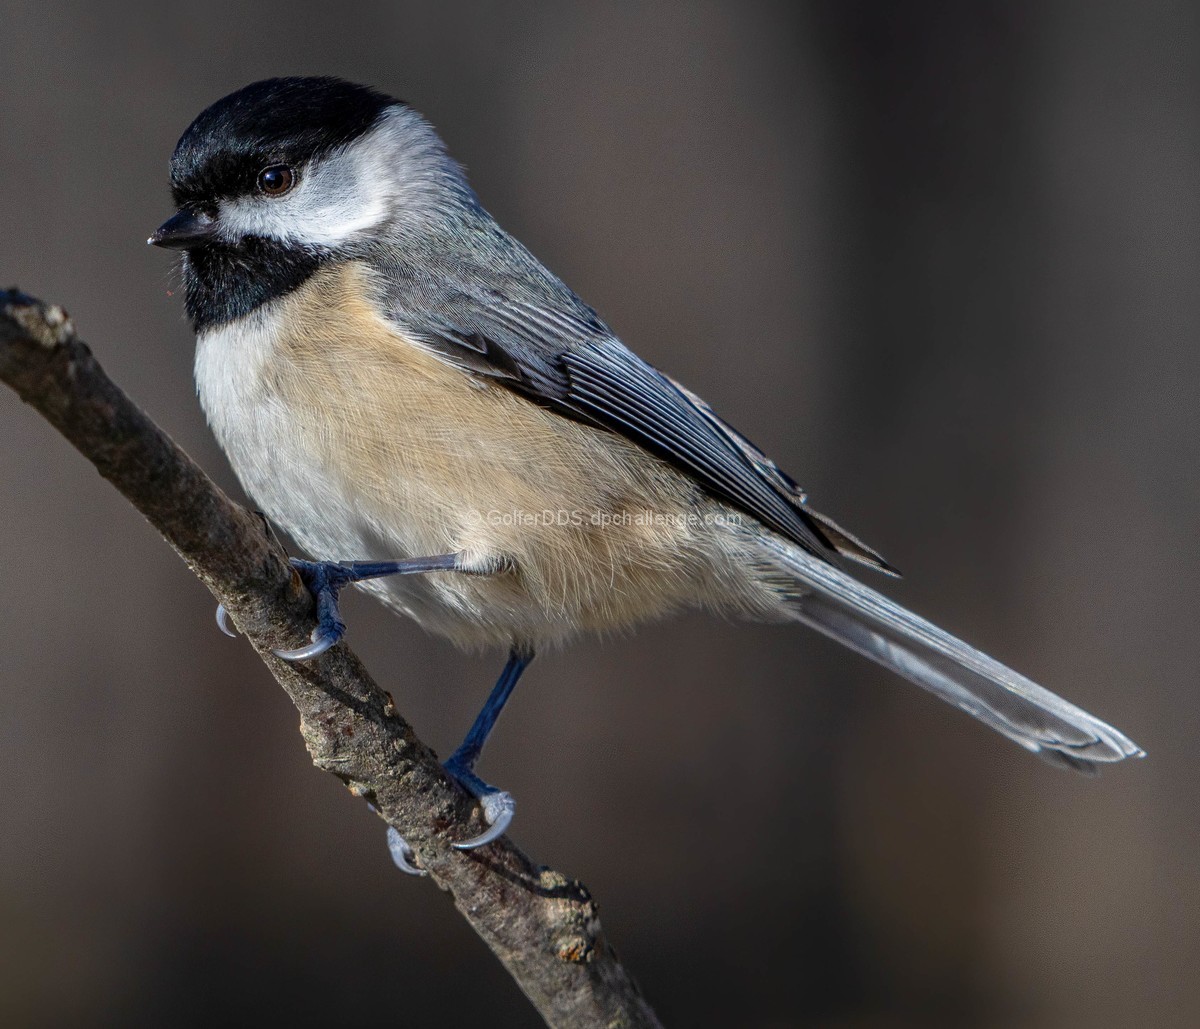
218, 553, 530, 869
216, 553, 488, 660
386, 648, 534, 873
445, 647, 534, 848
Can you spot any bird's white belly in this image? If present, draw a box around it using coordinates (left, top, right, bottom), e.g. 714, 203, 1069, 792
194, 303, 486, 640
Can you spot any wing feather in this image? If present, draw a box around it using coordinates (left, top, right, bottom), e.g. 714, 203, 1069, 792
377, 249, 891, 570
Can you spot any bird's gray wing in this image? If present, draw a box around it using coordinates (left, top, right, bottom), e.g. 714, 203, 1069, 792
379, 262, 892, 571
373, 250, 1142, 774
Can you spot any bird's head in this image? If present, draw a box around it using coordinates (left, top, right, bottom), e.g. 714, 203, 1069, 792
149, 76, 472, 328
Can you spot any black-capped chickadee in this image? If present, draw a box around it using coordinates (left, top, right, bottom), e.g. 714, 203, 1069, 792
149, 77, 1142, 867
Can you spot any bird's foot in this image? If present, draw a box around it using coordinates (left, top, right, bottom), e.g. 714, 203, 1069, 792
384, 762, 515, 876
265, 559, 349, 659
444, 759, 516, 850
215, 555, 463, 660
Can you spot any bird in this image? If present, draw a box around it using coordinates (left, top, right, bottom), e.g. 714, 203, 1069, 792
149, 76, 1143, 871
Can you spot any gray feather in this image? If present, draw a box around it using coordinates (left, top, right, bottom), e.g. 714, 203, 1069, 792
366, 225, 882, 566
758, 534, 1144, 771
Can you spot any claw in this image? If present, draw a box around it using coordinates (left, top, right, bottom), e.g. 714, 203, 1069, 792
453, 790, 515, 850
270, 554, 465, 663
215, 603, 237, 638
273, 558, 352, 661
386, 826, 428, 876
273, 629, 341, 661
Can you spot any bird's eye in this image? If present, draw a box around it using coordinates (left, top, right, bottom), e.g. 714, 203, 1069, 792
257, 165, 295, 197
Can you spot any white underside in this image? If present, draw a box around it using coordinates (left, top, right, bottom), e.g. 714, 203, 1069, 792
195, 307, 472, 636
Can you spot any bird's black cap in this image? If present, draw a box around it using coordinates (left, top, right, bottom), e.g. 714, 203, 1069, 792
170, 77, 399, 207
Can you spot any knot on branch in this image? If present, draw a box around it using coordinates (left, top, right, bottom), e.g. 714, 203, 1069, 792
1, 289, 75, 350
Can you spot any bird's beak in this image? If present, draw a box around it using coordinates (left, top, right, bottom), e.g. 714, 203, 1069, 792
147, 208, 217, 249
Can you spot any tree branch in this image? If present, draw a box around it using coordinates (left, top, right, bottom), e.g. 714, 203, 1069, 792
0, 288, 663, 1029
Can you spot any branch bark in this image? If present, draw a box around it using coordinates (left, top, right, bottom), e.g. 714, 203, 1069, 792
0, 288, 664, 1029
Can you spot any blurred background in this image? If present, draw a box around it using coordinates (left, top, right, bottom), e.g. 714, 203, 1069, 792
0, 1, 1195, 1026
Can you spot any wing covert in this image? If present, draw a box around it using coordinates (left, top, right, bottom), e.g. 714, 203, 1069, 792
382, 267, 892, 571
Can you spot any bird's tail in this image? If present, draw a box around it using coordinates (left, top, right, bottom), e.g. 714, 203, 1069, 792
758, 535, 1144, 772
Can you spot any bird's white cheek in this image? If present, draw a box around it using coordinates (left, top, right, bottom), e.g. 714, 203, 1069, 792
217, 160, 389, 248
208, 106, 453, 249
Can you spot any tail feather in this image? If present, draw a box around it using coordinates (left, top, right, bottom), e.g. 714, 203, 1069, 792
762, 537, 1144, 771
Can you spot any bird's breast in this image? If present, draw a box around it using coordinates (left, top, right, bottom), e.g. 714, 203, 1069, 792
193, 261, 758, 647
